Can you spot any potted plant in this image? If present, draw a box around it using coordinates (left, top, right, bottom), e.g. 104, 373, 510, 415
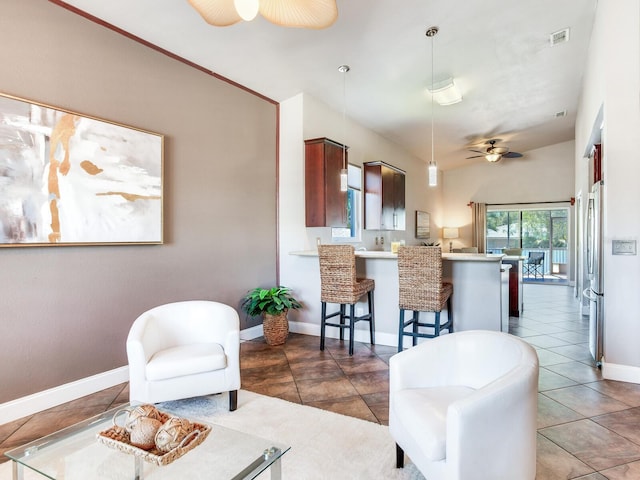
241, 286, 302, 346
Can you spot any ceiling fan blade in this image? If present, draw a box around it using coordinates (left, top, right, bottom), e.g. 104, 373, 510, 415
503, 152, 523, 158
466, 154, 484, 159
188, 0, 242, 26
467, 149, 486, 155
260, 0, 338, 28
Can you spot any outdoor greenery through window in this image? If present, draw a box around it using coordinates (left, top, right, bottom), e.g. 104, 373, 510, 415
487, 207, 568, 276
332, 164, 361, 241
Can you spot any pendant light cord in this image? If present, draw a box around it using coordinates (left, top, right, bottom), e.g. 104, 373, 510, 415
431, 33, 434, 166
341, 65, 348, 170
338, 65, 350, 192
425, 26, 439, 186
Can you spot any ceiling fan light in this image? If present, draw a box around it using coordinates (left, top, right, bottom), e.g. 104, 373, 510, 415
489, 146, 509, 155
428, 78, 462, 106
486, 153, 502, 162
188, 0, 242, 26
234, 0, 259, 21
259, 0, 338, 29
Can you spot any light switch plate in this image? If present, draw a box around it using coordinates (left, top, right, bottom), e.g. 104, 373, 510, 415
612, 240, 637, 255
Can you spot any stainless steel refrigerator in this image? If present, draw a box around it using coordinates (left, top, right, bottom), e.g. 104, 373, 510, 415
583, 180, 604, 365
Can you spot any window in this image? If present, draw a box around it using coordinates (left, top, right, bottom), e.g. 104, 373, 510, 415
332, 164, 361, 242
486, 210, 521, 250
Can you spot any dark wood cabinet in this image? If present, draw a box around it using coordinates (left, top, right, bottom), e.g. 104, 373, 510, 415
305, 138, 347, 227
364, 161, 405, 230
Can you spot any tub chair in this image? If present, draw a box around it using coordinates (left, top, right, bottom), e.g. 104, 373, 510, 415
389, 330, 539, 480
127, 300, 240, 410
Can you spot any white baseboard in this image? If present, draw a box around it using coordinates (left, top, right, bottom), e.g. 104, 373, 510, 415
289, 320, 398, 348
246, 320, 398, 348
1, 325, 268, 424
0, 325, 416, 425
289, 320, 319, 337
602, 358, 640, 384
0, 366, 129, 425
240, 324, 264, 341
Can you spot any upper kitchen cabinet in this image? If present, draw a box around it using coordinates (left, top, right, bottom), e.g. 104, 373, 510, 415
364, 161, 406, 230
305, 137, 347, 227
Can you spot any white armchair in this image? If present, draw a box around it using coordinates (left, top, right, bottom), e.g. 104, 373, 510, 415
389, 330, 538, 480
127, 300, 241, 410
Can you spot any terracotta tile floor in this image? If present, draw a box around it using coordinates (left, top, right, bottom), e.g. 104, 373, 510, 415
2, 284, 640, 479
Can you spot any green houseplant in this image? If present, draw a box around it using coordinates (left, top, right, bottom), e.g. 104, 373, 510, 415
241, 286, 302, 346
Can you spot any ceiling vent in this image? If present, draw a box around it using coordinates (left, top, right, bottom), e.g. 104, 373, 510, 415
550, 28, 570, 46
554, 110, 567, 118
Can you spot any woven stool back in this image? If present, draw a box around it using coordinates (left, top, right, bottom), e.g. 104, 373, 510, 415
398, 246, 446, 311
318, 245, 360, 304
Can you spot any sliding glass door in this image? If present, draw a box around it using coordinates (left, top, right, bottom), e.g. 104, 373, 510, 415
487, 207, 568, 277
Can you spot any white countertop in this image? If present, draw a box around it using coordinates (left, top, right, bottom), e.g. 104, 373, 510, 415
290, 250, 504, 262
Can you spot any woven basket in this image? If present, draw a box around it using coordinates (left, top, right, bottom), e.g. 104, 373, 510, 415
96, 409, 211, 466
263, 311, 288, 345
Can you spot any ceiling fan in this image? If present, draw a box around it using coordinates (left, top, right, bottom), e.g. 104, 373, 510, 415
187, 0, 338, 29
466, 140, 523, 163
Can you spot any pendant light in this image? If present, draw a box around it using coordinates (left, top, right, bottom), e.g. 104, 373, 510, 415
338, 64, 350, 192
426, 26, 438, 187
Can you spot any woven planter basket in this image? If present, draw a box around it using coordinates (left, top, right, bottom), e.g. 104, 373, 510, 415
263, 311, 289, 345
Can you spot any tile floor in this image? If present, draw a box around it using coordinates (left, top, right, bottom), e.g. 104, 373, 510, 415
2, 283, 640, 479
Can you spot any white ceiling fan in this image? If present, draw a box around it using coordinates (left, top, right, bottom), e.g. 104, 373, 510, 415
187, 0, 338, 28
466, 139, 523, 163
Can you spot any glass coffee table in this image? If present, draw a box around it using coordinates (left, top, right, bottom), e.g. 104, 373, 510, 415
5, 404, 290, 480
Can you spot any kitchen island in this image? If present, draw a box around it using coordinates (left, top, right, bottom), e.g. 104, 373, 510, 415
287, 250, 508, 349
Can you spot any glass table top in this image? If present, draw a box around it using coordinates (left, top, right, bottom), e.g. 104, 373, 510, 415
5, 403, 290, 480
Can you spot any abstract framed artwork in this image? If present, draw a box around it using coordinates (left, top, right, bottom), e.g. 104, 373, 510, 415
0, 92, 163, 246
415, 210, 430, 239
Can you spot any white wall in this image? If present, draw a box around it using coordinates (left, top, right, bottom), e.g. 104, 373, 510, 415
442, 141, 576, 252
575, 0, 640, 380
278, 92, 443, 333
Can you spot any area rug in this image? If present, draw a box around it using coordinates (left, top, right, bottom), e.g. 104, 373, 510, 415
0, 390, 424, 479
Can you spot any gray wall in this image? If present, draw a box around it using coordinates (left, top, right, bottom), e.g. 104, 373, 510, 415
0, 1, 277, 402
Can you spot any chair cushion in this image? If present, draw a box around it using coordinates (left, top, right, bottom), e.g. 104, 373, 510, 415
393, 385, 475, 461
145, 343, 227, 381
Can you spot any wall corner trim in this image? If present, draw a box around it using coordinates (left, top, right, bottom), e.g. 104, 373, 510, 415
50, 0, 278, 106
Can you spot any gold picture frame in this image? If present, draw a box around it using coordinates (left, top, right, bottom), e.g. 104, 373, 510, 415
0, 92, 163, 246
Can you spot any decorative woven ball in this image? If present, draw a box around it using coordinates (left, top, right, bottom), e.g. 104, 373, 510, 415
125, 404, 161, 432
129, 416, 163, 451
154, 417, 194, 452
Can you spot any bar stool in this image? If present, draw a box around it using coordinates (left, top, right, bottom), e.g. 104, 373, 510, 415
318, 244, 375, 356
397, 246, 453, 352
